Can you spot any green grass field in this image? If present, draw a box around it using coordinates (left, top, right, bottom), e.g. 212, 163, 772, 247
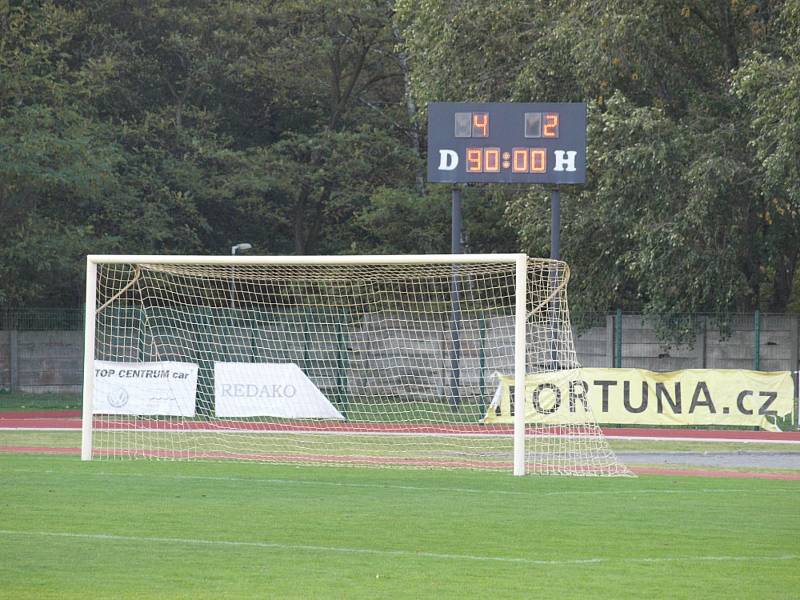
1, 447, 799, 599
0, 391, 82, 412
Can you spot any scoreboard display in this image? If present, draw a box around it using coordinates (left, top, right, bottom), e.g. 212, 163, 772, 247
427, 102, 586, 184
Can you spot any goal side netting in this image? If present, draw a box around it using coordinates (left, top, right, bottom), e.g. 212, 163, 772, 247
81, 254, 631, 476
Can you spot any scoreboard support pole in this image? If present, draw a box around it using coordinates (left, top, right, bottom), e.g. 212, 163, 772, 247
549, 186, 561, 370
550, 187, 560, 260
450, 186, 462, 411
452, 186, 462, 255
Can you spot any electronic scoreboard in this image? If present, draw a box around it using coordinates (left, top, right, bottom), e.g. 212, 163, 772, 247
427, 102, 586, 184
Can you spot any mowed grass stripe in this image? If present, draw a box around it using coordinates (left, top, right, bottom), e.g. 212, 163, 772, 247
0, 529, 796, 567
8, 466, 800, 497
2, 454, 799, 599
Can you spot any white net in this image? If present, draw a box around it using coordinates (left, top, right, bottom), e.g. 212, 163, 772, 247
85, 255, 631, 476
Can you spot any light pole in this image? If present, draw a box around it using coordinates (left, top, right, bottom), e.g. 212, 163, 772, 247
230, 243, 252, 312
231, 243, 252, 256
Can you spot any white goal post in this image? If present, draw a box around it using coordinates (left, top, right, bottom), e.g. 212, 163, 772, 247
81, 253, 630, 476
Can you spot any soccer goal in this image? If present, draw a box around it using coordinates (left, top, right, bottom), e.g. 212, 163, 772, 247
81, 253, 630, 476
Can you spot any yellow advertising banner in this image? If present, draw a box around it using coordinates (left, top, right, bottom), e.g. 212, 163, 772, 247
483, 368, 795, 431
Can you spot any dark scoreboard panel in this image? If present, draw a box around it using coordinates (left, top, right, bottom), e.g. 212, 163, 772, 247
427, 102, 586, 184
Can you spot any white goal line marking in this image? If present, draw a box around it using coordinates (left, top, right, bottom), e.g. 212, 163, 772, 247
0, 530, 795, 567
12, 468, 799, 497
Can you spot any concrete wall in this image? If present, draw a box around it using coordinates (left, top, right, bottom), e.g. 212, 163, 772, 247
1, 313, 798, 394
574, 316, 613, 368
0, 330, 83, 393
572, 313, 800, 372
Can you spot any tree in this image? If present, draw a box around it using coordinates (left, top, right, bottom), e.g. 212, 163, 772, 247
0, 0, 430, 305
247, 0, 414, 253
6, 0, 797, 323
397, 0, 800, 342
733, 2, 800, 311
0, 2, 122, 305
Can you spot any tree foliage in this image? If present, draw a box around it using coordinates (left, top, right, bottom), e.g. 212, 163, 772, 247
398, 0, 800, 339
0, 0, 418, 304
1, 0, 798, 338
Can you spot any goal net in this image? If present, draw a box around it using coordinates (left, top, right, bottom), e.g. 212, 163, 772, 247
81, 254, 631, 476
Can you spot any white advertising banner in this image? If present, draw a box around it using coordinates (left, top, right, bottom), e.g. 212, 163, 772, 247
214, 362, 345, 419
93, 361, 198, 417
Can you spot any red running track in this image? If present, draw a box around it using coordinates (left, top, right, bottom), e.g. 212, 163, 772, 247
2, 411, 800, 479
1, 410, 800, 443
